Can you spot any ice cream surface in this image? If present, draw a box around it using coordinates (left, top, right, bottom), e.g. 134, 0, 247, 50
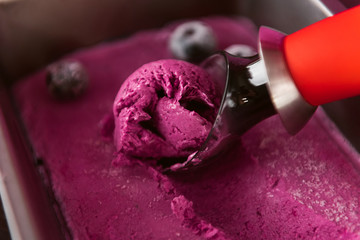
13, 16, 360, 239
113, 59, 220, 165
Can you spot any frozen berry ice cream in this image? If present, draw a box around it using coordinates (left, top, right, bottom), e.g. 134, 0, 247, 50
113, 59, 220, 164
12, 16, 360, 240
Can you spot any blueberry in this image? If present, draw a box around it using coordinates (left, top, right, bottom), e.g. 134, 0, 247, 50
46, 60, 88, 99
225, 44, 257, 57
169, 21, 217, 63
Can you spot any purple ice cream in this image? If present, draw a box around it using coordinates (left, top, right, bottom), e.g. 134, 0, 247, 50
12, 16, 360, 240
113, 60, 220, 163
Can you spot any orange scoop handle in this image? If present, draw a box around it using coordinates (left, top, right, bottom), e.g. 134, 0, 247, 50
283, 6, 360, 106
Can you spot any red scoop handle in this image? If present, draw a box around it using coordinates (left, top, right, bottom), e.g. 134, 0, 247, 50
283, 6, 360, 106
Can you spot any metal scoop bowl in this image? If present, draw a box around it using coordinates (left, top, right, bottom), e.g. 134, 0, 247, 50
163, 27, 316, 173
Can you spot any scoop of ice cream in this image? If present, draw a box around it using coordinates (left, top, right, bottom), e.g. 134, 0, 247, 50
113, 59, 220, 163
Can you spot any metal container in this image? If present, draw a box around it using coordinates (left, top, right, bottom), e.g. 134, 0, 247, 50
0, 0, 355, 239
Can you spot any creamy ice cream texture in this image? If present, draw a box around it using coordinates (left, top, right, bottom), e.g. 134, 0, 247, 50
13, 16, 360, 239
113, 59, 220, 164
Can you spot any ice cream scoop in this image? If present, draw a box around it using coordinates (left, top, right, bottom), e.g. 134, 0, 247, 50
113, 59, 221, 167
166, 5, 360, 172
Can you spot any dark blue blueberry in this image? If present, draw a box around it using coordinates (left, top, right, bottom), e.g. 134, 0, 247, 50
225, 44, 257, 57
46, 60, 88, 99
169, 21, 217, 63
